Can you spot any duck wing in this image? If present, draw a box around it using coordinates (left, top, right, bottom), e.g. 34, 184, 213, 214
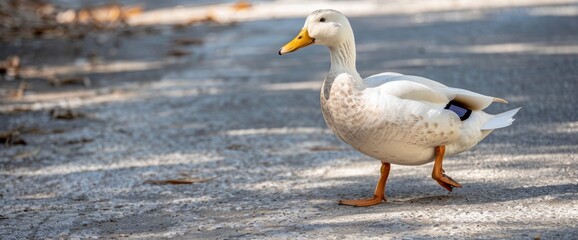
363, 72, 506, 110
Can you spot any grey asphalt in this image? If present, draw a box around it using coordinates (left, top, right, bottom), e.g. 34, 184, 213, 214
1, 2, 577, 239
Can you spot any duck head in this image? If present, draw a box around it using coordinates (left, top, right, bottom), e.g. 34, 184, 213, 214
278, 9, 353, 55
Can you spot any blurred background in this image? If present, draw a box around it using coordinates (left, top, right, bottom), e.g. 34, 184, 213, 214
1, 0, 577, 111
1, 0, 577, 239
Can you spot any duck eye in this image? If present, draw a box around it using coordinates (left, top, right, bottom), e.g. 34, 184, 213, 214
319, 18, 326, 22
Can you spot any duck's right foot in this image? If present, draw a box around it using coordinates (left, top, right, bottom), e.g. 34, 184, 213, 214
432, 146, 462, 192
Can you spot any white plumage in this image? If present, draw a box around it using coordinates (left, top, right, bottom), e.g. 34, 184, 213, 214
279, 9, 520, 206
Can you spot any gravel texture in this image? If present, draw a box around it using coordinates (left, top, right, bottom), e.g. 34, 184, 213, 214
1, 1, 577, 239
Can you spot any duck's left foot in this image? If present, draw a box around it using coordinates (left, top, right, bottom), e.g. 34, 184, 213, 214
339, 162, 391, 207
432, 146, 462, 192
339, 195, 385, 207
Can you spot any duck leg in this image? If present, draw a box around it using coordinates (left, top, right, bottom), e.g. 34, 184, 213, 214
339, 162, 390, 207
432, 146, 462, 191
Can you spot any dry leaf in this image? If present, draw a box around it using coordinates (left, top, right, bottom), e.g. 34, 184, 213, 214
144, 177, 214, 185
205, 10, 223, 24
172, 37, 204, 46
0, 55, 21, 81
166, 50, 191, 57
0, 131, 26, 146
57, 4, 140, 26
309, 146, 345, 151
180, 9, 226, 27
121, 6, 143, 19
86, 4, 122, 24
232, 0, 252, 11
50, 108, 85, 120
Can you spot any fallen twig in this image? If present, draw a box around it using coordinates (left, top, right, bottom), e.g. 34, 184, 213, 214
48, 76, 91, 87
309, 146, 346, 152
144, 177, 215, 185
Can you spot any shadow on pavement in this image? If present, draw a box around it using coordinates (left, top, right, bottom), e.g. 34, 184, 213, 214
1, 1, 577, 239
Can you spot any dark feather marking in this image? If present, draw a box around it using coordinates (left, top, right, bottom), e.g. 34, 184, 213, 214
445, 100, 472, 121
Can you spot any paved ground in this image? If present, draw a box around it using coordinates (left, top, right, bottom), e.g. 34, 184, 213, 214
1, 1, 577, 239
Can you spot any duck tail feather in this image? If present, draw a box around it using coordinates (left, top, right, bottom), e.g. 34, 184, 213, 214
481, 107, 521, 130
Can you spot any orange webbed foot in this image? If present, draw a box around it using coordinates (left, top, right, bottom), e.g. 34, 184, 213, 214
339, 162, 391, 207
432, 146, 462, 192
339, 195, 385, 207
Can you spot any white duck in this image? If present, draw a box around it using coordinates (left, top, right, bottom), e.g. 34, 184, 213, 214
279, 9, 520, 207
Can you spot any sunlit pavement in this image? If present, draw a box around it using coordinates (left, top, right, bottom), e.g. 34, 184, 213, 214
1, 1, 577, 239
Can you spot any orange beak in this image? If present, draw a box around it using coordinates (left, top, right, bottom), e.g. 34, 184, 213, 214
278, 28, 315, 55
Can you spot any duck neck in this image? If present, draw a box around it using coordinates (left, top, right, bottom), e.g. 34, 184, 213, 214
329, 39, 357, 74
328, 38, 363, 89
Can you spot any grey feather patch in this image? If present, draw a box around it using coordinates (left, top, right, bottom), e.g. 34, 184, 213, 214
323, 73, 337, 100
